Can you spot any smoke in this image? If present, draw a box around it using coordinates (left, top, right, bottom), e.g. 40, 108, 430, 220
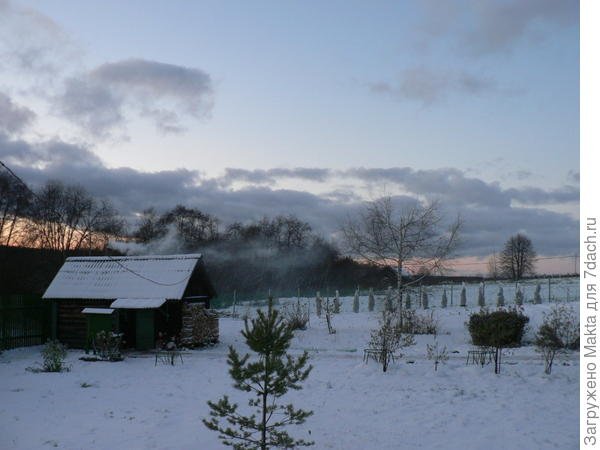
108, 226, 338, 299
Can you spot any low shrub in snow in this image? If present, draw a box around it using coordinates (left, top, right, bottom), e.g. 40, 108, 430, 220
368, 310, 415, 372
426, 338, 449, 371
283, 299, 310, 331
399, 309, 438, 335
93, 331, 124, 361
41, 339, 68, 372
535, 304, 579, 374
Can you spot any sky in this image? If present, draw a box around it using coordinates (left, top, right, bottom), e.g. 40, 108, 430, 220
0, 0, 580, 274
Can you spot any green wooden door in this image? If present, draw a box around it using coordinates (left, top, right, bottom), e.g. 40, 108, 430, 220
135, 310, 155, 350
86, 314, 115, 350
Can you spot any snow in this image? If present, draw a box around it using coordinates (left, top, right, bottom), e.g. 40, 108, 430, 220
42, 254, 202, 300
111, 298, 167, 309
0, 295, 579, 450
81, 308, 115, 315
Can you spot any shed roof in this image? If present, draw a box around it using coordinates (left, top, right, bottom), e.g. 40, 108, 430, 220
43, 254, 202, 300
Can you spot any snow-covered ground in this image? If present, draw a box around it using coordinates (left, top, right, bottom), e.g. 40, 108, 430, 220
1, 299, 579, 450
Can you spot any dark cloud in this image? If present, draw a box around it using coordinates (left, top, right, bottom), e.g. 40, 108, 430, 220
0, 135, 578, 258
420, 0, 578, 58
0, 93, 36, 135
221, 168, 332, 186
57, 59, 214, 138
369, 67, 495, 105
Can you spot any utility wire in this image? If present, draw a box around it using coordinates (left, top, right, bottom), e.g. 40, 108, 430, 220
1, 159, 190, 286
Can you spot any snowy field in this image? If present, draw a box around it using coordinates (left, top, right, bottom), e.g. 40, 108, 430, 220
1, 297, 579, 450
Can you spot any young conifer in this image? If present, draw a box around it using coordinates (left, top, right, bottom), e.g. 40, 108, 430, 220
204, 298, 314, 449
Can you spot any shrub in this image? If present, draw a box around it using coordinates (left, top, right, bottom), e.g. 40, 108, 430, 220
283, 299, 310, 331
426, 338, 449, 371
535, 304, 579, 374
399, 309, 438, 335
41, 339, 68, 372
468, 308, 529, 348
93, 331, 124, 361
369, 310, 415, 372
467, 308, 529, 374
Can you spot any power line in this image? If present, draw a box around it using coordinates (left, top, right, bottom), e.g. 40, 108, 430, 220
1, 160, 189, 286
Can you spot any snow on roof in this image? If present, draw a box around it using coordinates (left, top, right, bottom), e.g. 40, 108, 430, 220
43, 254, 202, 300
111, 298, 166, 309
82, 308, 115, 315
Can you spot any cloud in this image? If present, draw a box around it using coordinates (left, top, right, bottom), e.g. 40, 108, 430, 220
57, 58, 214, 138
0, 136, 578, 258
220, 168, 332, 186
419, 0, 578, 58
0, 0, 75, 75
369, 66, 495, 105
0, 93, 36, 135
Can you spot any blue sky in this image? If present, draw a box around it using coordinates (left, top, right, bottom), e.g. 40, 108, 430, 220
0, 0, 580, 273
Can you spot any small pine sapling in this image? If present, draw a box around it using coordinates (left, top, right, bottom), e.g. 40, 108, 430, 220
368, 288, 375, 312
515, 287, 523, 306
496, 286, 505, 307
405, 292, 411, 310
333, 290, 341, 314
204, 298, 314, 449
324, 298, 336, 335
478, 283, 485, 307
426, 338, 449, 371
534, 283, 542, 304
385, 286, 394, 312
460, 283, 467, 307
421, 290, 429, 309
316, 292, 322, 317
441, 289, 448, 308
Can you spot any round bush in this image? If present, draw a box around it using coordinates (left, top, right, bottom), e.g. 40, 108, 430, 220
468, 309, 529, 348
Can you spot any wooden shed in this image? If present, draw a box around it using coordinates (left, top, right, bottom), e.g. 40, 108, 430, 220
42, 254, 218, 350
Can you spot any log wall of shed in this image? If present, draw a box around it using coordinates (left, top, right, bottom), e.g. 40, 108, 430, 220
56, 299, 112, 348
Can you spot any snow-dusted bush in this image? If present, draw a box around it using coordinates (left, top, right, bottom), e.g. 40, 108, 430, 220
441, 289, 448, 308
368, 288, 375, 312
515, 287, 523, 306
468, 308, 529, 373
534, 283, 542, 304
92, 331, 124, 361
353, 289, 360, 313
283, 299, 310, 331
399, 309, 438, 335
460, 283, 467, 307
405, 291, 411, 310
41, 339, 68, 372
496, 286, 505, 307
421, 290, 429, 309
324, 298, 336, 335
478, 283, 485, 307
426, 338, 449, 371
315, 292, 322, 317
369, 310, 415, 372
385, 287, 394, 312
333, 290, 340, 314
534, 305, 579, 375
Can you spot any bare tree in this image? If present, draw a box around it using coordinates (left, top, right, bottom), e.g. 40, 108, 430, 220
499, 234, 536, 281
342, 196, 461, 307
0, 171, 31, 246
487, 251, 500, 279
26, 181, 124, 253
